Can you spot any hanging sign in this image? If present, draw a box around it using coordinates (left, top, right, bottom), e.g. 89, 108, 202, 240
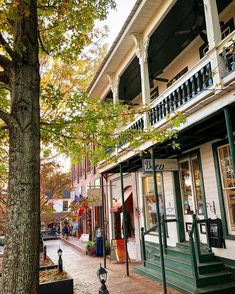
143, 159, 178, 172
87, 188, 102, 206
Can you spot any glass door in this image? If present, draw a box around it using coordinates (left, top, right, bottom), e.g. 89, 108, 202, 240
218, 144, 235, 235
179, 155, 204, 237
142, 173, 163, 232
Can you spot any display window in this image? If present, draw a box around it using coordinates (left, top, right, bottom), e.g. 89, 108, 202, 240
218, 144, 235, 234
142, 174, 163, 231
179, 156, 203, 216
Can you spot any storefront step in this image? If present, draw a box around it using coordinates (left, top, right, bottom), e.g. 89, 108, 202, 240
135, 265, 235, 294
153, 253, 223, 274
144, 259, 194, 285
176, 242, 209, 252
153, 253, 192, 272
134, 265, 195, 294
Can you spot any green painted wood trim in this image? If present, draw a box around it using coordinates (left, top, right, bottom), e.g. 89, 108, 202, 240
223, 235, 235, 240
151, 150, 167, 294
196, 149, 208, 219
173, 171, 185, 242
216, 256, 235, 267
119, 164, 129, 276
224, 108, 235, 175
212, 141, 229, 237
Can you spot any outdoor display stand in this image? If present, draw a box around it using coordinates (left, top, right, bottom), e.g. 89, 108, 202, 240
110, 239, 129, 263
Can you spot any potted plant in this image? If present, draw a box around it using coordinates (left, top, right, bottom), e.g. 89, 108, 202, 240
86, 241, 96, 256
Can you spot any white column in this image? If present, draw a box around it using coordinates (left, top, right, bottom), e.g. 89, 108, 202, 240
106, 73, 120, 104
132, 33, 151, 105
203, 0, 221, 50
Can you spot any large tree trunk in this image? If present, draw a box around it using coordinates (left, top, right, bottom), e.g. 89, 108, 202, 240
1, 1, 40, 293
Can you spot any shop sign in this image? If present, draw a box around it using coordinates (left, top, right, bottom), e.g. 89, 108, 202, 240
87, 188, 102, 206
143, 159, 178, 172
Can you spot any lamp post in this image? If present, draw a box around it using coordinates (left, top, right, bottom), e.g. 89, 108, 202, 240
57, 247, 63, 272
96, 263, 109, 294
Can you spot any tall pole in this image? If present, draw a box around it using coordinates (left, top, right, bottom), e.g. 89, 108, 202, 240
150, 149, 167, 294
101, 174, 106, 268
224, 108, 235, 175
120, 164, 129, 276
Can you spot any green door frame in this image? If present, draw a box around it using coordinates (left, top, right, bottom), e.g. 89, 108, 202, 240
173, 171, 185, 242
174, 149, 207, 242
213, 139, 235, 240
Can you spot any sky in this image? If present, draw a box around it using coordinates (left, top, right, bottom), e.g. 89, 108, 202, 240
61, 1, 136, 172
98, 0, 136, 48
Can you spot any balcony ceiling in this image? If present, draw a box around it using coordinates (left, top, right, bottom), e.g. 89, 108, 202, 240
119, 0, 232, 102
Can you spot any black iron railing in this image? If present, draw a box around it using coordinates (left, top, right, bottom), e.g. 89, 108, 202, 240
118, 117, 144, 148
148, 62, 213, 126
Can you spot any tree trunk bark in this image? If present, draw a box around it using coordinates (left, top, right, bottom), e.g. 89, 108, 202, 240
1, 1, 41, 293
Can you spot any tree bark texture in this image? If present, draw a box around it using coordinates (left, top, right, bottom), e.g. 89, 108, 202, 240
1, 1, 40, 293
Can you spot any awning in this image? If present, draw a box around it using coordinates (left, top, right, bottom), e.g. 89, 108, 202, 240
110, 187, 132, 213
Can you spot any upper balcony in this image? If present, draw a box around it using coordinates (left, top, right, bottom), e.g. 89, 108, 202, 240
87, 0, 235, 169
117, 31, 235, 152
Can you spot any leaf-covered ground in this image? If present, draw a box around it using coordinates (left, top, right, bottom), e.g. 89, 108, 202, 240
39, 269, 68, 284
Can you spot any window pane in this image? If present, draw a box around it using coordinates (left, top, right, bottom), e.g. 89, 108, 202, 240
143, 174, 163, 231
226, 189, 235, 231
63, 201, 68, 212
179, 161, 194, 215
144, 195, 158, 231
143, 174, 162, 195
218, 145, 235, 188
218, 144, 235, 233
192, 158, 203, 215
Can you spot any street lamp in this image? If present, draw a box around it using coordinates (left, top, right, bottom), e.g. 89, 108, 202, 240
57, 247, 63, 272
96, 263, 109, 294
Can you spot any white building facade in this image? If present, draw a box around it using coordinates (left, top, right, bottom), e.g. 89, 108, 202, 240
87, 0, 235, 292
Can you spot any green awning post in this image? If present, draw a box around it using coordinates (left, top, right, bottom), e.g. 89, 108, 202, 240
101, 174, 106, 268
224, 108, 235, 175
119, 164, 129, 277
150, 149, 167, 294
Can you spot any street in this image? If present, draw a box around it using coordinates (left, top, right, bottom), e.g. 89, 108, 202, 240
45, 240, 180, 294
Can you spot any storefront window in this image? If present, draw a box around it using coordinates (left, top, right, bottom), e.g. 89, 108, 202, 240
218, 144, 235, 233
143, 174, 163, 231
179, 156, 204, 216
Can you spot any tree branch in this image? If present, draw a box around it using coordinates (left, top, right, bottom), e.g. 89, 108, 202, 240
0, 33, 15, 60
37, 30, 50, 55
0, 109, 15, 128
0, 71, 9, 85
0, 54, 12, 70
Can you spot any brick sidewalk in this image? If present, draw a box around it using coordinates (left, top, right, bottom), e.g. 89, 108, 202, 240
57, 237, 181, 294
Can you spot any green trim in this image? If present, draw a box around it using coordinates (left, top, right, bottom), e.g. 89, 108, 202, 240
173, 171, 185, 242
196, 149, 208, 219
224, 235, 235, 240
224, 108, 235, 175
212, 139, 231, 237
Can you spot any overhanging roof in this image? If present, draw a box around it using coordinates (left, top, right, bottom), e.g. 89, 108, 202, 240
101, 102, 235, 174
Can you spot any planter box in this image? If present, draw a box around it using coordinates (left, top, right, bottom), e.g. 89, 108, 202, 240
39, 277, 73, 294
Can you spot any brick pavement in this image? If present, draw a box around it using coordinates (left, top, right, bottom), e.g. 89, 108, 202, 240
46, 238, 181, 294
